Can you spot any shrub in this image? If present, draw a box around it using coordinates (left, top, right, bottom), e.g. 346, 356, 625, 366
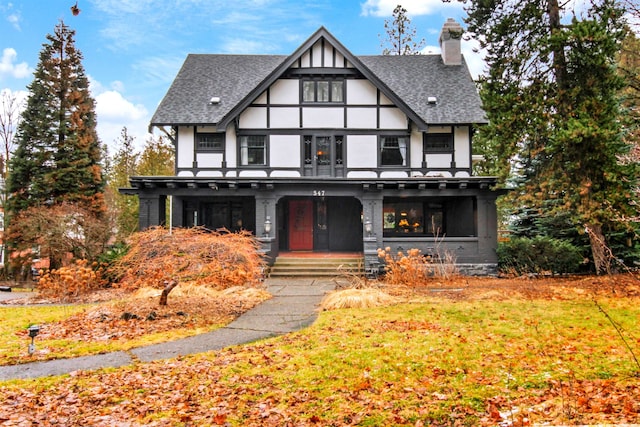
109, 226, 265, 291
377, 247, 434, 287
37, 259, 107, 300
497, 236, 584, 275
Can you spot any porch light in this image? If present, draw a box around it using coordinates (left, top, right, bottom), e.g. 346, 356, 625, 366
264, 216, 272, 237
28, 325, 40, 355
364, 218, 373, 236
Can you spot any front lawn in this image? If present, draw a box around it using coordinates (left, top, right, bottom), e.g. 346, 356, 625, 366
0, 274, 638, 426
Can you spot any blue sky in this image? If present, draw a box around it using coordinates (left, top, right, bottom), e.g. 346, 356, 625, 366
1, 0, 482, 153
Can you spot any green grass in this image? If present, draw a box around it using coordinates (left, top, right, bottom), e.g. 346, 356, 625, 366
203, 297, 640, 425
1, 295, 638, 425
0, 304, 90, 363
0, 304, 224, 365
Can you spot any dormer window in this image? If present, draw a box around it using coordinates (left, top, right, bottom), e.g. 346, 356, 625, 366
302, 79, 344, 103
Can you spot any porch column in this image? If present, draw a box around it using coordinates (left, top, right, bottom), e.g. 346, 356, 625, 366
476, 193, 499, 264
255, 194, 277, 264
138, 194, 167, 230
361, 193, 384, 274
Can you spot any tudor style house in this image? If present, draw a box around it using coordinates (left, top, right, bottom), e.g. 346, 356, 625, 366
124, 19, 502, 275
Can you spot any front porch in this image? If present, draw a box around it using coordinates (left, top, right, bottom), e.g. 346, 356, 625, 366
124, 176, 501, 275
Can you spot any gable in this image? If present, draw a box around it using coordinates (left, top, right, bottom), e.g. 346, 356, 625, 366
150, 27, 486, 129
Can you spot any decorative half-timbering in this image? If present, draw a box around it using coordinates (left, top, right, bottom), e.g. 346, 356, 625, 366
122, 19, 502, 275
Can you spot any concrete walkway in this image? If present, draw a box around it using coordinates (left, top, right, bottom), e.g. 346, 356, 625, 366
0, 278, 335, 381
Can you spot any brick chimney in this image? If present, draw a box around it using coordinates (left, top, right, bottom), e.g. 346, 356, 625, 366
439, 18, 463, 66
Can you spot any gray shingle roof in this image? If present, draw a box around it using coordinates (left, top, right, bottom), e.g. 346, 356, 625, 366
150, 54, 287, 126
150, 38, 486, 128
359, 55, 487, 124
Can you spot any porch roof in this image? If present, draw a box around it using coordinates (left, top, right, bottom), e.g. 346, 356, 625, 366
122, 176, 501, 193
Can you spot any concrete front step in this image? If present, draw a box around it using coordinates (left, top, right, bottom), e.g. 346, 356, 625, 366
269, 256, 364, 277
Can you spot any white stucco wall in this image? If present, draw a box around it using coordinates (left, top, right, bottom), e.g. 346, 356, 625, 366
254, 91, 268, 104
454, 126, 470, 168
379, 93, 393, 105
410, 129, 423, 169
196, 170, 224, 177
270, 80, 299, 104
346, 135, 377, 168
196, 152, 224, 168
177, 127, 194, 168
346, 80, 377, 105
225, 129, 237, 168
239, 107, 267, 128
346, 108, 376, 128
302, 108, 344, 127
270, 107, 300, 128
425, 153, 452, 168
270, 135, 301, 168
379, 107, 406, 129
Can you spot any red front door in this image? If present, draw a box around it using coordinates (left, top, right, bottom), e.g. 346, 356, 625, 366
289, 200, 313, 250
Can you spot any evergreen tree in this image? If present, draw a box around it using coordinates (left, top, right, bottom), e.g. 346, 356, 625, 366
462, 0, 639, 272
106, 131, 174, 240
106, 127, 140, 240
379, 5, 425, 55
137, 135, 175, 176
7, 21, 105, 218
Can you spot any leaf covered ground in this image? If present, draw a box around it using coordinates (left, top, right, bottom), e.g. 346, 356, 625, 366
1, 274, 639, 426
1, 285, 270, 365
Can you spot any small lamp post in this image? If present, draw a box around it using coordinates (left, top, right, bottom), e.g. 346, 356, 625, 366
28, 325, 40, 355
264, 216, 272, 238
364, 218, 373, 237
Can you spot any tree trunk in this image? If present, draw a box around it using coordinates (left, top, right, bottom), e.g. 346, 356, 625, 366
586, 223, 611, 275
159, 279, 178, 306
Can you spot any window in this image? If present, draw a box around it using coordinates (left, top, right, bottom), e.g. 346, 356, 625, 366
240, 135, 266, 166
196, 132, 224, 151
380, 136, 407, 166
424, 133, 453, 152
302, 79, 344, 103
383, 200, 445, 236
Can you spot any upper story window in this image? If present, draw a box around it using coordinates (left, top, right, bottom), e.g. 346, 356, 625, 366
380, 136, 408, 166
239, 135, 266, 166
302, 79, 344, 103
196, 132, 224, 151
424, 133, 453, 153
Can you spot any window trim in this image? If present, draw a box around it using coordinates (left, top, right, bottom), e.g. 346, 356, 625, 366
238, 135, 268, 167
383, 199, 446, 237
195, 132, 225, 152
423, 132, 454, 153
379, 135, 409, 167
301, 78, 345, 104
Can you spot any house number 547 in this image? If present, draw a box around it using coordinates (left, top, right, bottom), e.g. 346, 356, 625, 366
312, 190, 325, 197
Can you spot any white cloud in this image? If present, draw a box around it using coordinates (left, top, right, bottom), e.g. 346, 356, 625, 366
7, 13, 20, 30
94, 88, 151, 153
221, 38, 279, 54
0, 48, 31, 80
360, 0, 462, 17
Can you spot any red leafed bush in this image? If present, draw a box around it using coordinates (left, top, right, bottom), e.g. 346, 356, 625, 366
377, 247, 434, 287
111, 227, 265, 290
37, 259, 107, 300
